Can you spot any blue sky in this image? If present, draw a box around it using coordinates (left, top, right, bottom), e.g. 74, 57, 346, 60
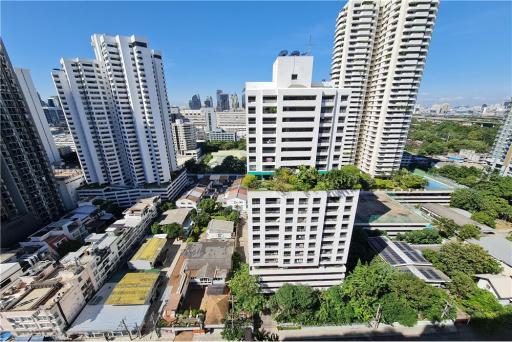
2, 1, 511, 107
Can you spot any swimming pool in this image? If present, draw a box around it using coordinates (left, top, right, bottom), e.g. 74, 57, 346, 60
425, 178, 451, 190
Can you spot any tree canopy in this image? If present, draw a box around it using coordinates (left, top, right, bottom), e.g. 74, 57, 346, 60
396, 229, 442, 244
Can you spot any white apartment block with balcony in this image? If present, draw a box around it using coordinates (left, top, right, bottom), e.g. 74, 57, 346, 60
246, 55, 352, 175
331, 0, 439, 176
488, 99, 512, 176
52, 34, 178, 187
172, 119, 198, 155
248, 190, 359, 292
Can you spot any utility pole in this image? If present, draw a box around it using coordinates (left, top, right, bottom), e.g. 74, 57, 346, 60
370, 304, 382, 329
121, 318, 133, 340
441, 300, 453, 321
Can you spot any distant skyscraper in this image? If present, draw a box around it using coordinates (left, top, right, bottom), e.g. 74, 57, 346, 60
230, 94, 239, 110
1, 39, 64, 246
216, 89, 230, 111
204, 96, 214, 108
52, 34, 178, 187
14, 68, 61, 165
331, 0, 439, 176
488, 98, 512, 176
189, 94, 202, 109
43, 96, 65, 125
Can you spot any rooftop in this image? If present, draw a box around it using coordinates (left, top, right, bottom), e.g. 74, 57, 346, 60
469, 236, 512, 267
207, 219, 234, 235
159, 208, 192, 226
179, 187, 206, 203
182, 241, 234, 279
475, 274, 512, 299
356, 191, 430, 225
368, 236, 450, 284
105, 272, 159, 305
421, 203, 494, 233
67, 282, 150, 334
130, 237, 167, 263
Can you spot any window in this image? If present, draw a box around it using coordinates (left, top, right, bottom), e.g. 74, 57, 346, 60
291, 74, 298, 80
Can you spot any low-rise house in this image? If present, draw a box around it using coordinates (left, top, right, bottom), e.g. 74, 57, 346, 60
128, 235, 169, 270
67, 272, 160, 339
476, 274, 512, 305
60, 197, 160, 289
0, 261, 94, 338
175, 187, 206, 209
0, 262, 22, 291
368, 236, 450, 287
159, 208, 193, 232
221, 178, 247, 212
206, 219, 234, 240
163, 241, 233, 320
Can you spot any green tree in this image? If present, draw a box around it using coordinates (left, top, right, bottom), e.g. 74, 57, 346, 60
198, 198, 220, 214
396, 229, 442, 244
434, 218, 459, 238
315, 285, 353, 325
341, 261, 395, 322
379, 292, 418, 327
447, 271, 476, 298
150, 222, 161, 235
471, 211, 496, 228
228, 264, 265, 315
457, 224, 480, 241
193, 211, 211, 228
296, 165, 320, 191
422, 242, 502, 277
270, 284, 319, 322
159, 201, 176, 212
221, 316, 249, 341
241, 174, 258, 188
162, 223, 184, 238
450, 189, 483, 213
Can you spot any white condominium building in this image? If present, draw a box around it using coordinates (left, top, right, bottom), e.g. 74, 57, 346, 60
488, 99, 512, 176
172, 119, 198, 155
52, 34, 178, 186
331, 0, 439, 176
14, 68, 61, 166
248, 190, 359, 292
245, 55, 352, 175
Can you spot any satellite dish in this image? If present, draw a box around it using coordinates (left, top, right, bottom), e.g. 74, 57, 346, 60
278, 50, 288, 56
290, 50, 300, 56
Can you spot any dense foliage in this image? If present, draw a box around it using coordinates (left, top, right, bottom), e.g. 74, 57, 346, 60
244, 166, 426, 191
422, 242, 502, 277
447, 173, 512, 228
396, 229, 442, 244
186, 200, 240, 242
430, 164, 483, 187
199, 139, 246, 153
406, 120, 498, 155
228, 264, 265, 315
92, 198, 124, 218
151, 222, 184, 239
433, 218, 481, 240
448, 272, 512, 335
268, 261, 455, 326
184, 155, 246, 174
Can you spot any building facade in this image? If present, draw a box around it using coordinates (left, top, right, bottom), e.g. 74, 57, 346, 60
215, 110, 246, 136
331, 0, 439, 176
245, 55, 352, 174
1, 40, 64, 247
172, 119, 198, 155
14, 68, 61, 165
52, 34, 178, 187
248, 190, 359, 292
207, 130, 237, 142
488, 99, 512, 176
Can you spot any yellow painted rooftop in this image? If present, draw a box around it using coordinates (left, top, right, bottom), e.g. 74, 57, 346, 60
106, 272, 159, 305
130, 237, 166, 263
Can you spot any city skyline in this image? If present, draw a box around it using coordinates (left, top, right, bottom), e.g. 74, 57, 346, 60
2, 1, 511, 107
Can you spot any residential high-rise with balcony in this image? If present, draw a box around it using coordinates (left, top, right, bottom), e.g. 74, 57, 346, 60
248, 189, 359, 292
52, 34, 178, 187
246, 55, 352, 175
331, 0, 439, 176
488, 98, 512, 176
14, 67, 62, 166
1, 40, 64, 246
172, 119, 198, 155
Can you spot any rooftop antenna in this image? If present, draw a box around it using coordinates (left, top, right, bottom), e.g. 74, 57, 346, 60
306, 33, 314, 55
